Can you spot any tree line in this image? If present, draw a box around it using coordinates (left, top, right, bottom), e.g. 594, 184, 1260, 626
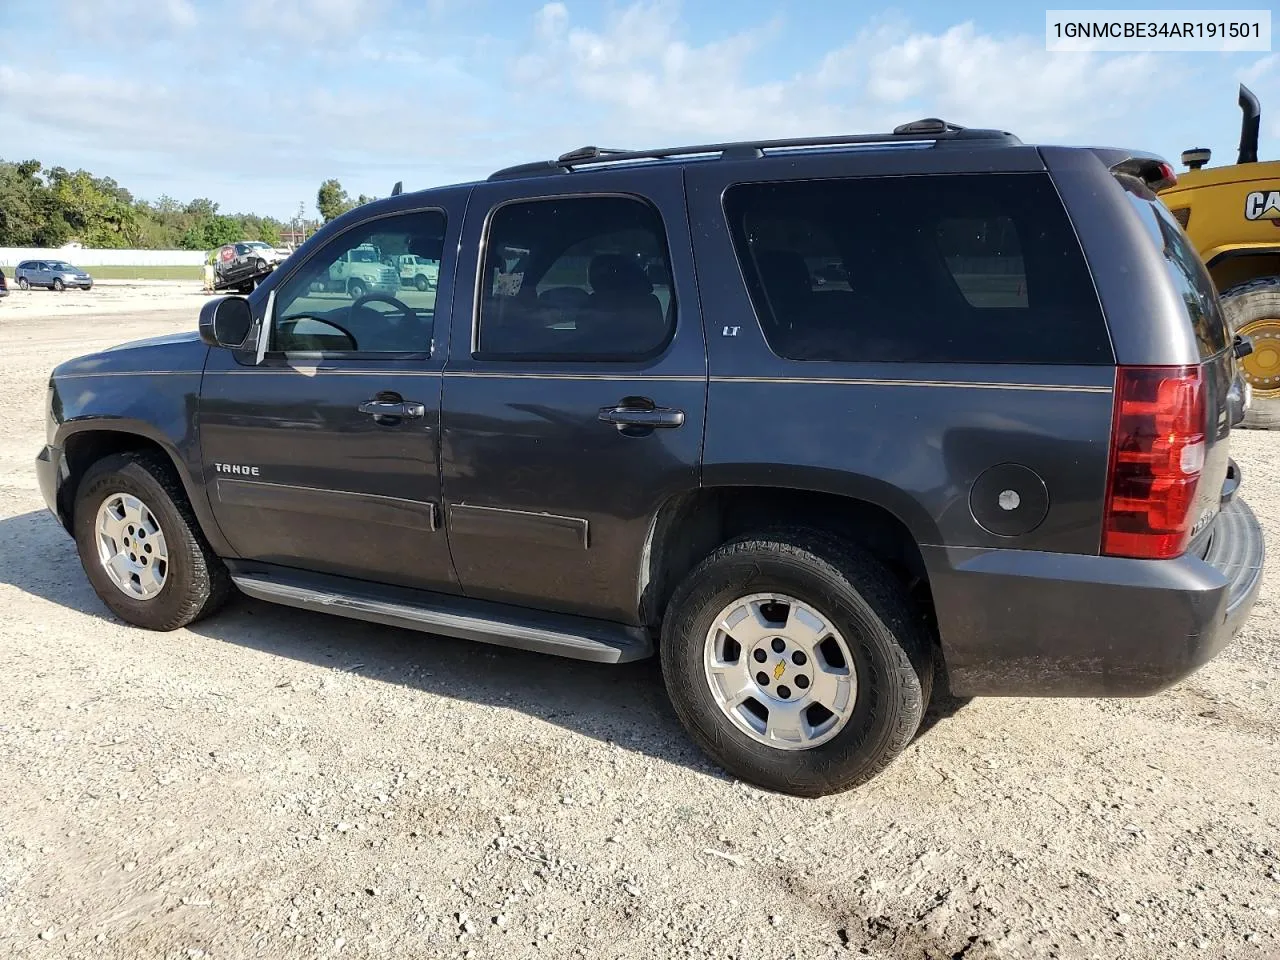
0, 158, 378, 251
0, 158, 312, 251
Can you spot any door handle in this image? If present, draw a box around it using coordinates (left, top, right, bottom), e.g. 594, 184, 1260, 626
598, 403, 685, 430
358, 400, 426, 419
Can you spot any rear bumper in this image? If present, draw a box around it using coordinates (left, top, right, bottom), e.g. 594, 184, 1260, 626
929, 497, 1265, 697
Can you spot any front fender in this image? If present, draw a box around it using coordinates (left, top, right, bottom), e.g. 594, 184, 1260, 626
49, 372, 234, 558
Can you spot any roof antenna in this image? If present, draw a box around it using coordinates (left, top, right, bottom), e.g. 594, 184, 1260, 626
391, 181, 403, 196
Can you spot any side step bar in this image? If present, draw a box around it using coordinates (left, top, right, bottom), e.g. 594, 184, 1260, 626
227, 563, 653, 664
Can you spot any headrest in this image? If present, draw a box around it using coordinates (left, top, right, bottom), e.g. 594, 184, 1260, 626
589, 253, 652, 297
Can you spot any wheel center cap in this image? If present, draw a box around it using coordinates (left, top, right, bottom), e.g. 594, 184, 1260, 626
772, 660, 786, 681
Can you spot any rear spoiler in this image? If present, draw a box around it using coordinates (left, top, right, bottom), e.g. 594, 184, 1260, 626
1087, 147, 1178, 191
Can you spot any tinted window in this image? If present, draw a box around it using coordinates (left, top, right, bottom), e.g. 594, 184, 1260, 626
477, 196, 674, 361
724, 173, 1111, 364
270, 210, 446, 355
1118, 175, 1229, 360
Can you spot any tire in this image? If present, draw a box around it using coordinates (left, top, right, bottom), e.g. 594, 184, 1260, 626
73, 450, 232, 631
52, 277, 65, 292
413, 274, 427, 292
254, 258, 266, 272
17, 277, 29, 290
1221, 276, 1280, 430
660, 528, 933, 797
348, 280, 367, 301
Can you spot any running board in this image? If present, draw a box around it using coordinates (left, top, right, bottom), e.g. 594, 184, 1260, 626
227, 564, 652, 664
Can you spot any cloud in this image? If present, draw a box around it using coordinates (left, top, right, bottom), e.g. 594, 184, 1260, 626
508, 4, 1163, 146
66, 0, 197, 26
1240, 53, 1277, 85
242, 0, 393, 48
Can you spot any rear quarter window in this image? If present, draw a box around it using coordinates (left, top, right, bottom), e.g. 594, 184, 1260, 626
723, 172, 1113, 364
1117, 175, 1230, 360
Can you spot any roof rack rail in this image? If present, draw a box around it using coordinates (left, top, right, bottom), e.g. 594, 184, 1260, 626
489, 120, 1018, 180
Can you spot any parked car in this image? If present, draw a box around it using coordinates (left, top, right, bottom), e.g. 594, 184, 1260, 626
36, 119, 1264, 797
0, 267, 8, 300
15, 259, 93, 291
213, 241, 287, 293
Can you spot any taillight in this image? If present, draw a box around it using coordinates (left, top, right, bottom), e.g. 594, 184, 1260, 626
1103, 365, 1205, 560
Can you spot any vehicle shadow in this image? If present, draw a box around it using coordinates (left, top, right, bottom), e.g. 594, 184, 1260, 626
1, 508, 963, 779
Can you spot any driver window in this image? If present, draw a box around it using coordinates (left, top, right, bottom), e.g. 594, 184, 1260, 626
270, 210, 446, 355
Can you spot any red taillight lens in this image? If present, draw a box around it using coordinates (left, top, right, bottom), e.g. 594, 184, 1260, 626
1103, 365, 1205, 560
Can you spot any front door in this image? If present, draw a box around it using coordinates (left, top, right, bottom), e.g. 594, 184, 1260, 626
199, 202, 463, 593
441, 170, 707, 624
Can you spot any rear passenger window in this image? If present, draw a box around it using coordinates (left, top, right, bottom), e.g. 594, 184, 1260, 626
724, 173, 1112, 364
477, 196, 675, 361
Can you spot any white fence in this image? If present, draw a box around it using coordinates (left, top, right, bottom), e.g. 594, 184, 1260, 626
0, 248, 206, 268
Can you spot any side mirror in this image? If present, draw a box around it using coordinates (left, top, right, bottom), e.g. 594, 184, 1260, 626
199, 296, 254, 349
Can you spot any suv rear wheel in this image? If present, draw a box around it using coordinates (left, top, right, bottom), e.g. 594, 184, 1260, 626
17, 277, 29, 290
74, 451, 232, 630
661, 529, 932, 797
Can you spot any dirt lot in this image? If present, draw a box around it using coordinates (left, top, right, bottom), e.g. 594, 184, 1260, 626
1, 286, 1278, 960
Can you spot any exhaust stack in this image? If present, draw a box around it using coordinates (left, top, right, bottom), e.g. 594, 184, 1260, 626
1238, 83, 1260, 165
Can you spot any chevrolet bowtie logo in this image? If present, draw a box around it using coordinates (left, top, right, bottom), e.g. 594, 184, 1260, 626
773, 660, 786, 681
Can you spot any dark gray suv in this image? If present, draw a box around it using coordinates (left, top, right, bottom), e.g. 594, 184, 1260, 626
35, 120, 1264, 796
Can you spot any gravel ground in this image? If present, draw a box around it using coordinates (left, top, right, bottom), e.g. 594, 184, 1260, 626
1, 291, 1278, 960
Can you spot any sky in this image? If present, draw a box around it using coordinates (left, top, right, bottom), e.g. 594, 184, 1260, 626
0, 0, 1275, 222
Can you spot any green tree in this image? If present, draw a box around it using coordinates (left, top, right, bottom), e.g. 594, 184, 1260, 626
317, 179, 351, 222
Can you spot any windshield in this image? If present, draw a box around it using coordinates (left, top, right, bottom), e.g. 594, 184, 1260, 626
246, 242, 272, 249
350, 249, 379, 262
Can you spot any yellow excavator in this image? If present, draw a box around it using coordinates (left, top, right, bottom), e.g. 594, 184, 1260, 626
1159, 84, 1280, 429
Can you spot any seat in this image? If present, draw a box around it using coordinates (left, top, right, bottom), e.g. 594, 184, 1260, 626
581, 253, 666, 354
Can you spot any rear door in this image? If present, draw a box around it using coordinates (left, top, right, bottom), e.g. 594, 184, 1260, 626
439, 168, 707, 624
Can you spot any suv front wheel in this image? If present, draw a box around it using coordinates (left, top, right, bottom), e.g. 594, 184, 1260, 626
74, 451, 231, 631
661, 529, 932, 797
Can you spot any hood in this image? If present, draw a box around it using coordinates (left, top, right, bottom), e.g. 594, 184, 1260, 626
54, 330, 207, 378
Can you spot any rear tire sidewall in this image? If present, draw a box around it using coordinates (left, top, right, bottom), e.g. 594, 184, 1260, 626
18, 277, 28, 290
1221, 277, 1280, 430
74, 457, 205, 630
661, 540, 926, 796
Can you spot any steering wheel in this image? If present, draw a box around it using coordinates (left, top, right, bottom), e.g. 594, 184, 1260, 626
350, 292, 415, 319
277, 315, 359, 351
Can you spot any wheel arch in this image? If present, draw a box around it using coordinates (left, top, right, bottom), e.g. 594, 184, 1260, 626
1205, 247, 1280, 293
639, 485, 933, 633
54, 425, 233, 559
